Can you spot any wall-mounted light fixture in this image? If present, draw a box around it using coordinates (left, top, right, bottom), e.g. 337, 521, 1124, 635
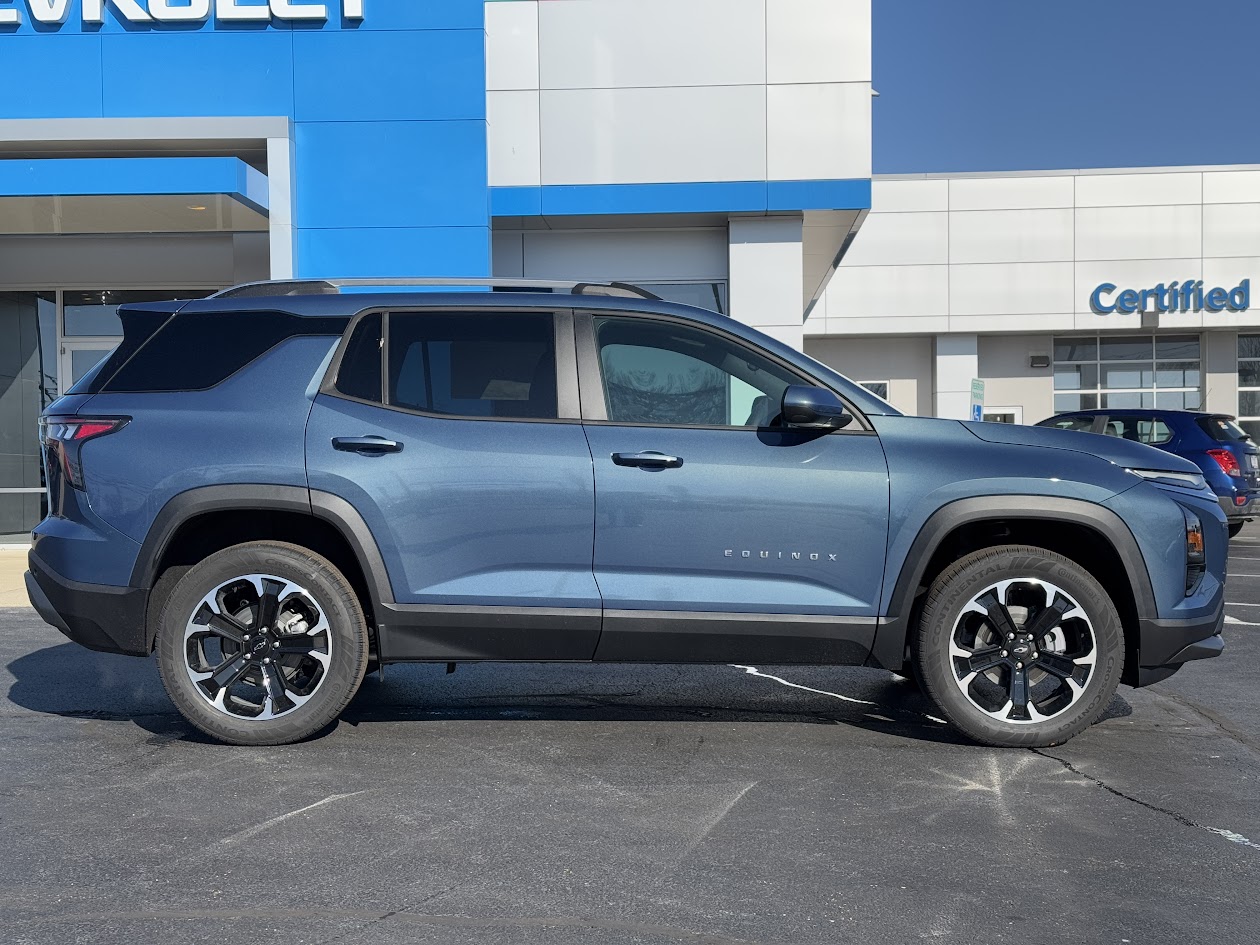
1029, 354, 1050, 369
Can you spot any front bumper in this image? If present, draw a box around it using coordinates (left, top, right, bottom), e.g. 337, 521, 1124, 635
26, 550, 149, 657
1135, 598, 1224, 686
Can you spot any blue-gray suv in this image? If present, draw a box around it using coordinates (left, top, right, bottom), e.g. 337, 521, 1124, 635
24, 279, 1227, 747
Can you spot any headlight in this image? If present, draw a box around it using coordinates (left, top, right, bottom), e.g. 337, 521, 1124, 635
1127, 467, 1207, 490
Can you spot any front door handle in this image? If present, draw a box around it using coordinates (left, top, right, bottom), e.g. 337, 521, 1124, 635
332, 436, 403, 454
612, 450, 683, 469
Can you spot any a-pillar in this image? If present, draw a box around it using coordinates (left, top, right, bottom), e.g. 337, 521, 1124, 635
934, 333, 979, 420
728, 215, 805, 351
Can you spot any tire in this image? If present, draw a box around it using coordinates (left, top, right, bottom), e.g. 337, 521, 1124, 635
914, 545, 1124, 748
1229, 521, 1245, 538
156, 541, 369, 746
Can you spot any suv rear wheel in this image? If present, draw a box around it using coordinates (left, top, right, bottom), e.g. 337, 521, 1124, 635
156, 542, 369, 746
914, 545, 1123, 747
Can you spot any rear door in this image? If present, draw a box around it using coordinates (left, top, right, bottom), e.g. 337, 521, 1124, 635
305, 308, 600, 660
576, 312, 890, 664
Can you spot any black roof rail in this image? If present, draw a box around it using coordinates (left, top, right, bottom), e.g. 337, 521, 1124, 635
210, 278, 662, 301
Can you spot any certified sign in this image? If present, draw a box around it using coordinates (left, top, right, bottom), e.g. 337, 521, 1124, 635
0, 0, 364, 25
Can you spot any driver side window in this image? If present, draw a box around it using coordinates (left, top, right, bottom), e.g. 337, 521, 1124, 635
592, 316, 800, 428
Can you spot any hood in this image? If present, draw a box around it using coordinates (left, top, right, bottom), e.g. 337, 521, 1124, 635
962, 421, 1202, 474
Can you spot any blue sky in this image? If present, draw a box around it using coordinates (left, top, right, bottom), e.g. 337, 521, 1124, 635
873, 0, 1260, 174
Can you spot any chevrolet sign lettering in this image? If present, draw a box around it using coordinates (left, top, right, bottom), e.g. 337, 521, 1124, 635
0, 0, 364, 25
725, 550, 839, 562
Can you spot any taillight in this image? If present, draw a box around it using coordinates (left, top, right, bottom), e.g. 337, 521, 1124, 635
40, 416, 128, 491
1207, 449, 1241, 477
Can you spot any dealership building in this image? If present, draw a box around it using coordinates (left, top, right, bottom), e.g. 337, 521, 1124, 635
1, 0, 1259, 536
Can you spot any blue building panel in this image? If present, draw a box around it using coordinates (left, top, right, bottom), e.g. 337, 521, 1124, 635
294, 120, 488, 229
0, 35, 104, 118
101, 30, 295, 117
296, 225, 490, 279
292, 28, 486, 123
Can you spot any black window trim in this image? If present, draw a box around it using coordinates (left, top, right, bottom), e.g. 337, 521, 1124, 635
573, 311, 874, 434
319, 305, 581, 425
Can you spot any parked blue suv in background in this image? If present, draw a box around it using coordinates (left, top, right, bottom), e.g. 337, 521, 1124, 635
1038, 409, 1260, 537
25, 280, 1227, 747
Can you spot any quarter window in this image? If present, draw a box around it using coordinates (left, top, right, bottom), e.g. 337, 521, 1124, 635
335, 312, 382, 403
387, 312, 558, 420
592, 317, 799, 428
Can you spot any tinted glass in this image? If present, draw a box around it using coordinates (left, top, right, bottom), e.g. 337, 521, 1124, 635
69, 308, 173, 394
1240, 335, 1260, 360
1053, 393, 1098, 412
1100, 392, 1155, 409
1155, 390, 1202, 410
1154, 335, 1200, 360
1198, 416, 1253, 442
335, 313, 382, 402
1240, 391, 1260, 416
1101, 416, 1173, 445
1054, 338, 1096, 362
1053, 364, 1098, 391
387, 312, 557, 420
1239, 362, 1260, 388
593, 317, 800, 427
102, 311, 348, 392
644, 282, 728, 314
860, 381, 889, 399
1042, 415, 1095, 432
1099, 336, 1153, 361
1155, 362, 1200, 388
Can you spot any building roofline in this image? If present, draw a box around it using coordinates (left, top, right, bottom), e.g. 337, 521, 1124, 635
875, 163, 1260, 181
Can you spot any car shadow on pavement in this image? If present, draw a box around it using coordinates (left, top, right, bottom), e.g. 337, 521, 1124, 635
6, 643, 1133, 748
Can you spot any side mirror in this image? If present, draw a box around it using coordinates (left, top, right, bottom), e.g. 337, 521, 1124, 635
781, 385, 854, 430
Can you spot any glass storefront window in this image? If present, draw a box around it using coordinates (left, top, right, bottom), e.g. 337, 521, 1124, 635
1238, 335, 1260, 439
63, 289, 210, 337
641, 282, 728, 315
1053, 333, 1201, 415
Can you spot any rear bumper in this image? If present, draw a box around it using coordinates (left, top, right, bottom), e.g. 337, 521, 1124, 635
1135, 598, 1224, 686
1218, 495, 1257, 523
26, 551, 149, 657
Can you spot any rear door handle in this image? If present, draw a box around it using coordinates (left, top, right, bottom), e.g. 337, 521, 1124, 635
612, 450, 683, 469
332, 436, 403, 454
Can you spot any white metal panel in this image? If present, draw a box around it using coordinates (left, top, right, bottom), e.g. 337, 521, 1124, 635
1201, 258, 1260, 331
1073, 258, 1203, 313
1203, 170, 1260, 204
1074, 172, 1201, 207
947, 175, 1074, 211
1074, 205, 1202, 261
729, 216, 805, 328
487, 90, 541, 188
485, 1, 539, 92
766, 83, 871, 181
1203, 203, 1260, 258
951, 312, 1076, 333
871, 179, 948, 212
949, 209, 1073, 264
948, 262, 1074, 316
539, 86, 767, 185
840, 211, 947, 267
537, 0, 765, 90
516, 227, 729, 282
767, 0, 870, 84
825, 264, 948, 318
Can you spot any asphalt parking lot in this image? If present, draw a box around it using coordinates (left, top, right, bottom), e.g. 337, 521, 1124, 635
1, 539, 1258, 945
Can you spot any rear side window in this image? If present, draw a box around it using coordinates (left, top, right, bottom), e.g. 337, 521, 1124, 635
335, 312, 383, 402
101, 311, 348, 393
387, 312, 557, 420
1197, 416, 1253, 442
69, 308, 174, 395
1042, 415, 1095, 432
1100, 415, 1173, 445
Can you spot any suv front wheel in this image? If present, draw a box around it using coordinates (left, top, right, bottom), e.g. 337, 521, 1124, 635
914, 545, 1124, 748
156, 542, 369, 746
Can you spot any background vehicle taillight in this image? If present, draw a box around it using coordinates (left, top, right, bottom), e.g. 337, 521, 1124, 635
1207, 449, 1241, 477
40, 416, 129, 491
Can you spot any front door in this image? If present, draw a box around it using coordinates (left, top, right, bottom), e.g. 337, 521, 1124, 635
306, 308, 600, 661
577, 313, 890, 664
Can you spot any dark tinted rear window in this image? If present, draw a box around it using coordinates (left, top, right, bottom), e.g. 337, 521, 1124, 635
335, 312, 383, 402
1198, 416, 1252, 442
101, 311, 348, 393
70, 308, 173, 395
387, 312, 557, 419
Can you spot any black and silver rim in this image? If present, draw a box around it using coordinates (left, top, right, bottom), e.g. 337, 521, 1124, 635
949, 578, 1096, 725
183, 574, 332, 721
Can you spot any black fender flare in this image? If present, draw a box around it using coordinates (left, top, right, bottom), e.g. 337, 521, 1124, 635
870, 495, 1156, 671
131, 483, 396, 605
